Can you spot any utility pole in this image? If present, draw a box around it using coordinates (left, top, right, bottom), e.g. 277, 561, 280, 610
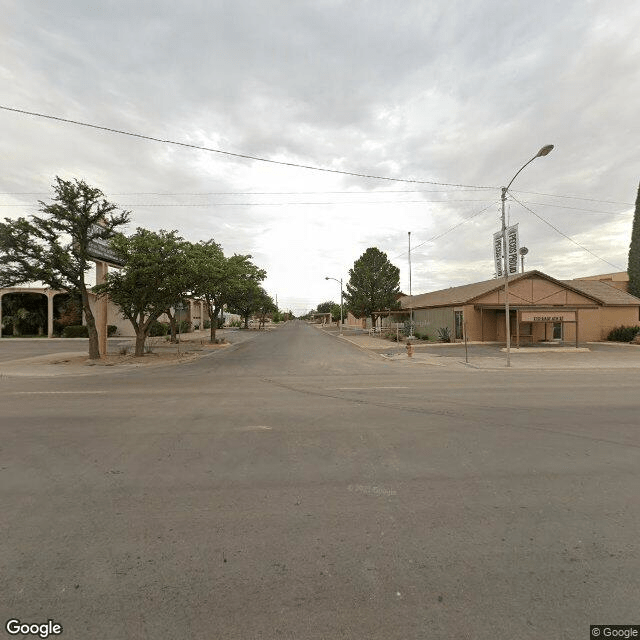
408, 231, 413, 338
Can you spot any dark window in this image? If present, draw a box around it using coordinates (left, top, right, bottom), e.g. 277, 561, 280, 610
454, 311, 464, 340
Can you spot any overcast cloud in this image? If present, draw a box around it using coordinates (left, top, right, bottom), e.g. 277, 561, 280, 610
2, 0, 639, 313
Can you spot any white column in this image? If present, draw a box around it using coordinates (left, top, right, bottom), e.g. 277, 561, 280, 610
200, 301, 204, 330
95, 261, 108, 356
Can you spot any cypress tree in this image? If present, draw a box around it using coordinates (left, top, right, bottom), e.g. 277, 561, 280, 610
628, 182, 640, 298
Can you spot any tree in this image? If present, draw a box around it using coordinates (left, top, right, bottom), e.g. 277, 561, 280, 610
190, 243, 266, 342
255, 290, 277, 329
316, 300, 341, 321
96, 228, 194, 357
0, 177, 130, 358
344, 247, 400, 325
227, 280, 271, 329
628, 182, 640, 298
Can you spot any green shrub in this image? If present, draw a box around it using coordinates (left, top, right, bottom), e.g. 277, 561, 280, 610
148, 321, 169, 336
107, 325, 118, 337
203, 320, 211, 329
63, 325, 88, 338
414, 329, 430, 341
437, 327, 452, 343
607, 325, 640, 342
179, 320, 191, 333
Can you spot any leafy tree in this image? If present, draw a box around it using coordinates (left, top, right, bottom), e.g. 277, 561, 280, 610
227, 280, 271, 329
628, 182, 640, 298
0, 177, 130, 358
256, 290, 277, 329
95, 228, 193, 356
344, 247, 400, 325
316, 300, 341, 321
190, 242, 266, 342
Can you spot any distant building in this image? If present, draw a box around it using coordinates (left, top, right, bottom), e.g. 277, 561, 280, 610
399, 270, 640, 344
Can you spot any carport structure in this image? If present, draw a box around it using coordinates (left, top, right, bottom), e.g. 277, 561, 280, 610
0, 286, 66, 338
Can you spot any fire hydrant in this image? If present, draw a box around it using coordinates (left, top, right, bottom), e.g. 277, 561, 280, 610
406, 341, 414, 358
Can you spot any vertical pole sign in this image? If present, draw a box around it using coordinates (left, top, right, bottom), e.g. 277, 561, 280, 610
493, 231, 503, 277
493, 224, 519, 277
506, 223, 520, 275
86, 224, 125, 357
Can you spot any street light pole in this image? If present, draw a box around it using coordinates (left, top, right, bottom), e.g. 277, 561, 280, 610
501, 144, 553, 367
325, 276, 343, 336
408, 231, 413, 338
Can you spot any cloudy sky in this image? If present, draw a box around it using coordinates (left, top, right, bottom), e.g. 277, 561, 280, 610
2, 0, 639, 314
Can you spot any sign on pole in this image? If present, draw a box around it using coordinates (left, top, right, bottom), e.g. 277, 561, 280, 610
493, 231, 503, 277
506, 223, 519, 275
86, 224, 124, 266
493, 224, 520, 277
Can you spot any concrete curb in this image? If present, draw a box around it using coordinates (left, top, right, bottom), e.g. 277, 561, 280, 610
313, 325, 390, 362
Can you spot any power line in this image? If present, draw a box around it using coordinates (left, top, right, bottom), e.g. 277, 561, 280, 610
0, 105, 494, 190
0, 198, 497, 208
0, 188, 490, 196
518, 200, 630, 216
512, 189, 633, 206
393, 202, 498, 259
508, 194, 623, 271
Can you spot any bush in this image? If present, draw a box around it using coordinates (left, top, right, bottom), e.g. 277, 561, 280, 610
203, 320, 211, 329
63, 325, 89, 338
607, 325, 640, 342
414, 329, 430, 341
179, 320, 191, 333
148, 321, 169, 336
107, 325, 118, 337
383, 330, 401, 342
437, 327, 452, 343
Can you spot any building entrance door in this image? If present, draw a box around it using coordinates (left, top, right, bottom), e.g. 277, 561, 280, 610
552, 322, 562, 340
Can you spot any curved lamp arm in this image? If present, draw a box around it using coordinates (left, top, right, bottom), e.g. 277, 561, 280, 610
505, 144, 554, 193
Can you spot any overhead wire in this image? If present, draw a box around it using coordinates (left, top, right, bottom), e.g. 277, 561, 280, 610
393, 202, 498, 259
0, 105, 494, 190
0, 198, 498, 208
0, 105, 632, 207
508, 194, 623, 271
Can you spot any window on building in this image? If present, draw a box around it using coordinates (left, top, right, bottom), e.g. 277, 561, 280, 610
454, 311, 464, 340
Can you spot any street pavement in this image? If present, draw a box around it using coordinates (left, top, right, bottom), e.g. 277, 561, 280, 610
1, 321, 638, 639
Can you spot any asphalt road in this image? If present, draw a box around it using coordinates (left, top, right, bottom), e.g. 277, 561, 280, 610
1, 321, 638, 639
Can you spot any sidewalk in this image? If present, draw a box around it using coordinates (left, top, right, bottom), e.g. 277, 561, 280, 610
317, 326, 640, 370
0, 328, 263, 377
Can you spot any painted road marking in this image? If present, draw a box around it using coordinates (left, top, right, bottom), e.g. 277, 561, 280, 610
7, 391, 109, 395
328, 386, 412, 391
234, 425, 273, 431
348, 484, 397, 497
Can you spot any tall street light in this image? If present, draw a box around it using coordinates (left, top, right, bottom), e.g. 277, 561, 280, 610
325, 276, 343, 336
501, 144, 554, 367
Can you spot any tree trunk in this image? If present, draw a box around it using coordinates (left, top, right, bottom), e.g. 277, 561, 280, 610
134, 329, 146, 357
81, 286, 101, 359
208, 305, 218, 343
166, 311, 177, 343
244, 313, 249, 329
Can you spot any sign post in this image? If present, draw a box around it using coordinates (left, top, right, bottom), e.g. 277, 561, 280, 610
86, 225, 124, 357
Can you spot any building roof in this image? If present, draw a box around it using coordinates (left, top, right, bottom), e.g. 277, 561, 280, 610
560, 278, 640, 305
400, 270, 640, 309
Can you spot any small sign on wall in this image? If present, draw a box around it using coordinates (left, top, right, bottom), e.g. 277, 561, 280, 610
520, 310, 576, 322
